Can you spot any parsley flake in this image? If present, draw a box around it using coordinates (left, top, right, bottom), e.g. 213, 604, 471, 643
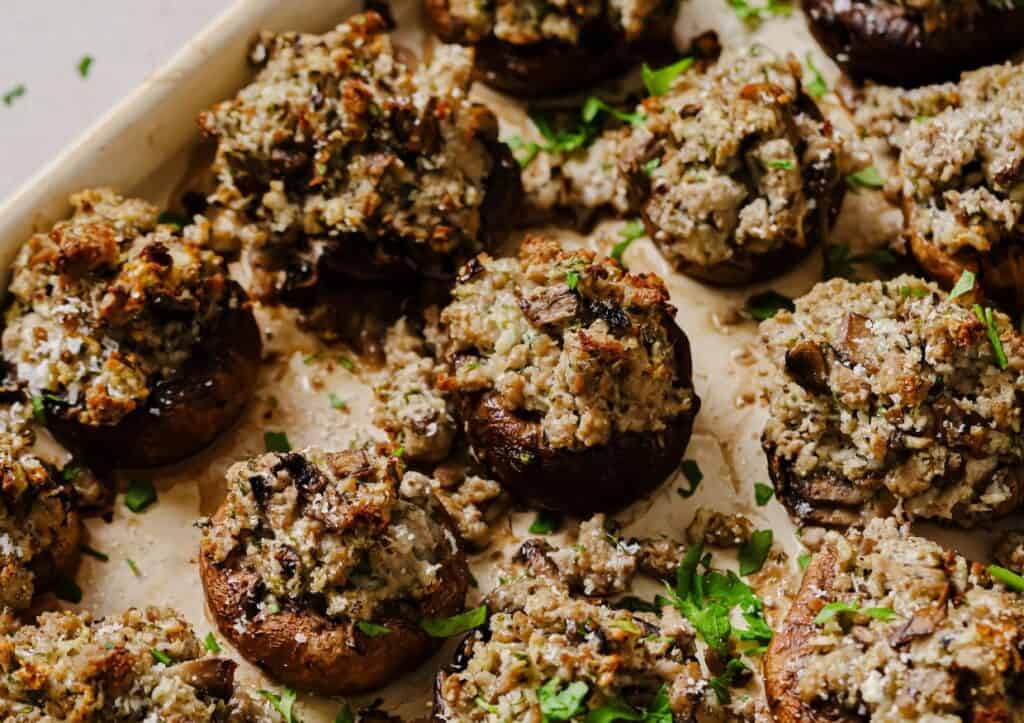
335, 704, 355, 723
3, 84, 26, 107
124, 480, 157, 513
204, 632, 221, 653
77, 55, 94, 78
355, 620, 391, 637
328, 393, 347, 410
797, 553, 811, 570
973, 304, 1009, 370
949, 269, 976, 300
643, 157, 661, 176
678, 459, 703, 498
259, 687, 298, 723
538, 678, 589, 720
745, 290, 794, 321
739, 529, 773, 575
582, 96, 646, 127
126, 559, 141, 577
420, 604, 487, 637
845, 166, 885, 190
54, 575, 82, 604
566, 269, 580, 290
611, 219, 645, 263
264, 431, 292, 453
151, 649, 172, 665
529, 510, 561, 535
30, 396, 46, 424
814, 601, 895, 625
754, 483, 774, 506
804, 54, 828, 99
81, 545, 109, 562
642, 57, 694, 96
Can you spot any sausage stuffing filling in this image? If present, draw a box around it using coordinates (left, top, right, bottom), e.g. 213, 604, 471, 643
439, 0, 666, 46
2, 188, 235, 428
435, 570, 757, 721
855, 62, 1024, 260
0, 607, 282, 722
200, 446, 458, 628
762, 275, 1024, 525
620, 46, 845, 271
200, 11, 502, 295
782, 518, 1024, 720
441, 237, 696, 450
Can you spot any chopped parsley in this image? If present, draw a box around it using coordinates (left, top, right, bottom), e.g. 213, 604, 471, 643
738, 529, 773, 575
203, 632, 221, 653
124, 480, 157, 513
728, 0, 791, 24
844, 166, 885, 190
899, 284, 929, 299
77, 55, 94, 78
126, 558, 141, 577
3, 84, 26, 107
338, 356, 356, 371
642, 57, 694, 96
643, 158, 661, 176
663, 543, 773, 655
264, 431, 292, 453
566, 269, 580, 290
259, 687, 298, 723
804, 54, 828, 99
797, 553, 811, 570
355, 620, 391, 637
708, 658, 750, 704
328, 393, 347, 410
973, 304, 1009, 370
989, 564, 1024, 592
334, 704, 355, 723
62, 465, 81, 482
156, 210, 189, 229
814, 601, 895, 625
54, 575, 82, 604
949, 269, 976, 300
611, 219, 645, 263
581, 96, 646, 127
31, 396, 45, 424
529, 510, 561, 535
505, 135, 541, 168
754, 483, 774, 506
81, 545, 109, 562
538, 678, 589, 720
824, 244, 897, 280
763, 158, 795, 170
745, 290, 794, 321
677, 459, 703, 498
420, 604, 487, 638
151, 648, 172, 665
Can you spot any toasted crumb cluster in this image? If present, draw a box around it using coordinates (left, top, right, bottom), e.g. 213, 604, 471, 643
0, 607, 282, 722
440, 0, 665, 46
2, 188, 234, 427
762, 275, 1024, 526
855, 63, 1024, 259
200, 12, 502, 292
0, 399, 90, 611
787, 518, 1024, 720
621, 47, 844, 271
441, 237, 695, 450
435, 572, 734, 721
994, 531, 1024, 572
373, 319, 457, 465
201, 446, 457, 625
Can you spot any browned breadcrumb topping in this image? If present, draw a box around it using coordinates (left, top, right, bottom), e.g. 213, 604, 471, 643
441, 0, 667, 45
2, 188, 234, 427
855, 63, 1024, 261
441, 237, 696, 450
785, 518, 1024, 720
435, 571, 746, 721
994, 531, 1024, 572
201, 446, 458, 626
200, 12, 502, 294
621, 46, 845, 270
0, 607, 282, 722
762, 275, 1024, 526
0, 399, 87, 611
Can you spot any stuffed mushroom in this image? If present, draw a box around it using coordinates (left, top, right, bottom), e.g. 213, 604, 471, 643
803, 0, 1024, 87
0, 606, 283, 722
198, 445, 471, 695
440, 237, 700, 514
0, 394, 101, 612
199, 11, 520, 298
434, 567, 760, 721
1, 188, 261, 469
761, 275, 1024, 528
423, 0, 677, 97
619, 46, 847, 285
765, 517, 1024, 721
854, 63, 1024, 306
